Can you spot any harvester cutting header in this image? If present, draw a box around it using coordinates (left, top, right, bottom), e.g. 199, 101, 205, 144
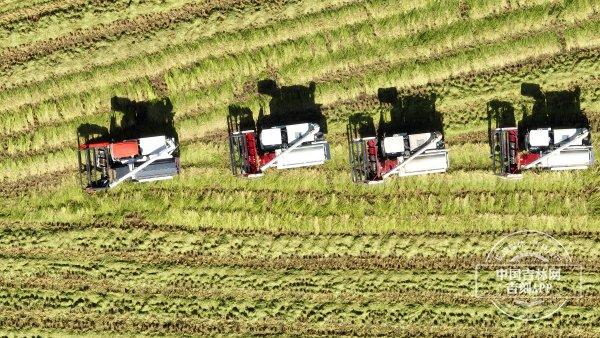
489, 84, 594, 178
228, 80, 330, 177
348, 88, 449, 184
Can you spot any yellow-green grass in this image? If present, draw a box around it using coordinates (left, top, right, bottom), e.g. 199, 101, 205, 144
1, 49, 597, 170
2, 17, 597, 147
1, 0, 211, 48
1, 1, 600, 335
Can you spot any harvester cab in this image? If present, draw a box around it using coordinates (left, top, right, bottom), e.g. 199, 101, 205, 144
77, 98, 180, 191
227, 81, 331, 177
348, 89, 448, 184
488, 85, 594, 178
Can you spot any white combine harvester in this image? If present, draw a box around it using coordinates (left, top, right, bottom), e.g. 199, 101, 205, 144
228, 121, 330, 177
347, 99, 448, 184
348, 129, 448, 184
489, 85, 594, 178
78, 135, 179, 191
491, 127, 593, 178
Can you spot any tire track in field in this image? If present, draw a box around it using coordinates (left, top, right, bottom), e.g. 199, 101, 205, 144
0, 0, 293, 69
3, 218, 600, 237
0, 0, 83, 26
2, 248, 600, 272
1, 310, 583, 336
4, 276, 600, 307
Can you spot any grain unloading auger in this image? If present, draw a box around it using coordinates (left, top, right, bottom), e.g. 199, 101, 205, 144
228, 118, 331, 177
78, 135, 180, 191
347, 115, 449, 184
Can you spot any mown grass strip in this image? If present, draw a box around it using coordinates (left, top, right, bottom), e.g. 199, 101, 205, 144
0, 0, 424, 110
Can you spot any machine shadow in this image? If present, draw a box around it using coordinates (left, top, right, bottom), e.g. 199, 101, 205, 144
376, 87, 444, 138
519, 83, 589, 141
256, 79, 327, 133
226, 79, 328, 134
347, 112, 376, 139
227, 105, 255, 134
76, 123, 110, 145
109, 97, 179, 147
486, 100, 516, 150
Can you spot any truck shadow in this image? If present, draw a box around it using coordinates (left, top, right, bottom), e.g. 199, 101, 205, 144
227, 79, 328, 134
519, 83, 589, 141
486, 100, 516, 149
109, 97, 178, 144
347, 112, 376, 139
376, 87, 444, 138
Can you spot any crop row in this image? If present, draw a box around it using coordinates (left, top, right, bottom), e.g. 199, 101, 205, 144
0, 0, 443, 110
0, 0, 72, 25
2, 256, 599, 301
1, 0, 209, 47
0, 0, 564, 114
2, 226, 600, 262
3, 20, 597, 154
3, 308, 598, 336
0, 0, 312, 69
17, 186, 592, 218
0, 0, 374, 91
3, 245, 600, 278
2, 29, 598, 160
5, 215, 600, 237
8, 277, 597, 309
0, 284, 596, 324
4, 198, 598, 236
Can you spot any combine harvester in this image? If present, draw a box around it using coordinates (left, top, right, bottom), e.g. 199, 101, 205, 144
77, 98, 180, 190
228, 121, 330, 177
227, 81, 331, 177
78, 136, 179, 191
488, 85, 594, 179
347, 89, 449, 184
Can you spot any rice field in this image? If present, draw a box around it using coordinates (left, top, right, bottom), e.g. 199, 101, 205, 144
1, 0, 600, 336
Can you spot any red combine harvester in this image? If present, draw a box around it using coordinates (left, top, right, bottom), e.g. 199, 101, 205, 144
227, 81, 331, 177
348, 127, 448, 184
78, 135, 179, 190
347, 90, 448, 184
228, 120, 330, 177
77, 97, 180, 190
491, 127, 592, 178
488, 85, 594, 179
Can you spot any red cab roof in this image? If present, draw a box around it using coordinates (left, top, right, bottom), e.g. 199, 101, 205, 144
111, 140, 139, 159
